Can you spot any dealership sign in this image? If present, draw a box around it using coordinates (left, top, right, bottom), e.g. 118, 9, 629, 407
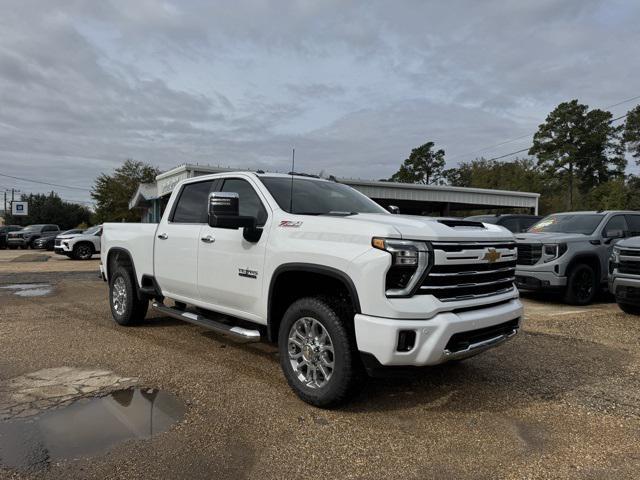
11, 201, 28, 216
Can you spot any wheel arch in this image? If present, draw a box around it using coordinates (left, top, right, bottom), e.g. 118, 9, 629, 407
267, 263, 361, 342
106, 247, 140, 289
566, 253, 601, 280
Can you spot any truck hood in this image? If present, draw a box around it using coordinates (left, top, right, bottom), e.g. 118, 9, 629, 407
515, 232, 587, 244
617, 236, 640, 249
342, 213, 514, 242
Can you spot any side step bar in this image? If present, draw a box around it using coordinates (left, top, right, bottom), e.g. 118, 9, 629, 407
152, 302, 261, 343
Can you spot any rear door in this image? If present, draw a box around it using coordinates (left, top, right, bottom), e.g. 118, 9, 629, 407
154, 179, 215, 301
197, 177, 270, 319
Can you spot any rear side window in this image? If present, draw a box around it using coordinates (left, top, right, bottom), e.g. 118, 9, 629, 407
171, 181, 214, 223
625, 215, 640, 237
220, 179, 268, 226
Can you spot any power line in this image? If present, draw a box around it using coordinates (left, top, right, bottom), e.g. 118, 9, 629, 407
484, 110, 631, 163
0, 172, 91, 191
448, 93, 640, 162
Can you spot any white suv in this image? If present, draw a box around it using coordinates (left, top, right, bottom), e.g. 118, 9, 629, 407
58, 225, 102, 260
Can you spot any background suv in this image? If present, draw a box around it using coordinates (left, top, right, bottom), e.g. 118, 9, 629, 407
6, 224, 60, 249
465, 214, 541, 233
0, 225, 22, 249
515, 211, 640, 305
58, 225, 102, 260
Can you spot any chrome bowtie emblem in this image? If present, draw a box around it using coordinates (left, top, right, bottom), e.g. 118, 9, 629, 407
483, 248, 501, 263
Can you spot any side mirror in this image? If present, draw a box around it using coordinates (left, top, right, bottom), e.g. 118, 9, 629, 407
208, 192, 262, 242
388, 205, 400, 214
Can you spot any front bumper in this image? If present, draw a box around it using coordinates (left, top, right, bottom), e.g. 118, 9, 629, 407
515, 269, 566, 290
609, 274, 640, 305
54, 244, 72, 254
354, 298, 523, 367
6, 238, 27, 247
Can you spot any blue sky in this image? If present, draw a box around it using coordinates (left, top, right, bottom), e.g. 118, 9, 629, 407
0, 0, 639, 205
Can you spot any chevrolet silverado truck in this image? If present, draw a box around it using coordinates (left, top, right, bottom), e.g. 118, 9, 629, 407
609, 236, 640, 315
100, 172, 523, 406
515, 211, 640, 305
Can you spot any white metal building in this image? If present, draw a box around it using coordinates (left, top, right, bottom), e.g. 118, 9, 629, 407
129, 164, 539, 222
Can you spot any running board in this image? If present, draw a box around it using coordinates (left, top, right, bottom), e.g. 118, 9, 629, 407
152, 302, 261, 343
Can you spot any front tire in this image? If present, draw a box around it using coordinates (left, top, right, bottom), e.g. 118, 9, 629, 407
109, 267, 148, 326
73, 243, 94, 260
564, 264, 597, 305
618, 302, 640, 315
278, 296, 362, 408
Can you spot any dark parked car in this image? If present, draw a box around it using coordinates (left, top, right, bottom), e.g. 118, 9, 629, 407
0, 225, 22, 249
464, 214, 542, 233
32, 234, 57, 250
6, 224, 60, 249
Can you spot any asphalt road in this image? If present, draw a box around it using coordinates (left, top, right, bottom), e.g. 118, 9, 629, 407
1, 253, 639, 479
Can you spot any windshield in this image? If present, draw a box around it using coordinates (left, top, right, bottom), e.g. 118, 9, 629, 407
83, 225, 101, 235
259, 177, 388, 215
22, 225, 44, 232
528, 214, 604, 235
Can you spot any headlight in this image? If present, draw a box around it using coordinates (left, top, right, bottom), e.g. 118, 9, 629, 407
610, 246, 621, 274
542, 243, 567, 263
372, 238, 430, 297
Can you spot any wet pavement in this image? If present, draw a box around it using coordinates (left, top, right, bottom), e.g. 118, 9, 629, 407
0, 269, 639, 479
0, 388, 185, 473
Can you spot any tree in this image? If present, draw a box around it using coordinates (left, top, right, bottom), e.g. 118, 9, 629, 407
390, 142, 446, 184
92, 159, 159, 223
4, 192, 91, 229
529, 100, 626, 209
624, 105, 640, 161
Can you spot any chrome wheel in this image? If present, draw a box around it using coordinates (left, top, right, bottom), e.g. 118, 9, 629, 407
288, 317, 334, 389
112, 276, 127, 316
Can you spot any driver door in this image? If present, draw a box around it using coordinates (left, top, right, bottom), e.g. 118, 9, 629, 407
197, 177, 270, 319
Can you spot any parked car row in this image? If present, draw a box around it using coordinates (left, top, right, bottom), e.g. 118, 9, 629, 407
465, 210, 640, 316
1, 223, 101, 260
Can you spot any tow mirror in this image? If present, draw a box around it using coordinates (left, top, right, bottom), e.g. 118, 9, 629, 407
388, 205, 400, 214
208, 192, 262, 242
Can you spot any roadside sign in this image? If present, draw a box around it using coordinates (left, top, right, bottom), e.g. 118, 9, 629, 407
11, 201, 28, 216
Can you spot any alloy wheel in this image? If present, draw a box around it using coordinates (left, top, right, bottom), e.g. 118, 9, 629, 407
112, 276, 127, 316
288, 317, 335, 389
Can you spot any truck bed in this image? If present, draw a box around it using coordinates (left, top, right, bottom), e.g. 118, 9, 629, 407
101, 222, 157, 284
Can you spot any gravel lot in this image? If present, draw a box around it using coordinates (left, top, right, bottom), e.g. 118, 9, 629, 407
1, 249, 639, 479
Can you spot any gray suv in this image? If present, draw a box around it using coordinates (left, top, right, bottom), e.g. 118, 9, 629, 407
609, 236, 640, 314
515, 211, 640, 305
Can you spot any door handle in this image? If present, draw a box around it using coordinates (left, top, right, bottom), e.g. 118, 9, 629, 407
201, 235, 215, 244
157, 233, 168, 240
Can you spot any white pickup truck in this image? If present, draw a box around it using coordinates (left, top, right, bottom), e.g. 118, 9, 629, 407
101, 171, 523, 406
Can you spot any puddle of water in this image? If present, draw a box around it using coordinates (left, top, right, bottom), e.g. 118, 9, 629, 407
0, 284, 53, 297
0, 388, 185, 473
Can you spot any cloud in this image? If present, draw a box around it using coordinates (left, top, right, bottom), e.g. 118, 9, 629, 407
0, 0, 639, 203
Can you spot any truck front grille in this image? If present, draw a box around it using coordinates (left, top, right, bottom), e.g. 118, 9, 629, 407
420, 241, 517, 302
516, 243, 541, 265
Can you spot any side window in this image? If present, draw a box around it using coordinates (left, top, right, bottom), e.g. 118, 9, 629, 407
625, 215, 640, 237
43, 226, 57, 232
171, 180, 214, 223
603, 215, 627, 236
220, 179, 268, 226
499, 218, 520, 233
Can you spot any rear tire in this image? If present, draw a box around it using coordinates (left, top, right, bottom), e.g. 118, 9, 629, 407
564, 264, 597, 305
278, 296, 363, 408
618, 302, 640, 315
109, 267, 148, 326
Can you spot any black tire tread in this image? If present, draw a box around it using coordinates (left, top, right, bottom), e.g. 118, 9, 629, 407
278, 295, 363, 408
109, 266, 148, 326
618, 302, 640, 315
564, 263, 597, 306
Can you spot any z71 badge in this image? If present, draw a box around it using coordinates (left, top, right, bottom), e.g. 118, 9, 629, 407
238, 268, 258, 279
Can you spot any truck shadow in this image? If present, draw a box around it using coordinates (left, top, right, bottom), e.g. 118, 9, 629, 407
344, 330, 632, 414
